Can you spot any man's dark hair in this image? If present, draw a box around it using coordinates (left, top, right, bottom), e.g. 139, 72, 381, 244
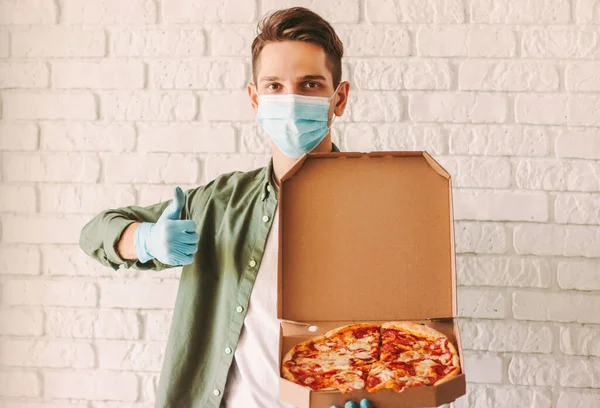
251, 7, 344, 88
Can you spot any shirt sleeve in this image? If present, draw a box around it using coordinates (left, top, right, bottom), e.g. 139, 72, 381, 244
78, 186, 206, 271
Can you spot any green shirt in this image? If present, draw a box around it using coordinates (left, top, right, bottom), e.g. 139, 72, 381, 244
79, 143, 340, 408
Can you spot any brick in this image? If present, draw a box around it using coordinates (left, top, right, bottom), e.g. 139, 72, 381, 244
344, 124, 445, 154
454, 189, 548, 222
140, 373, 159, 404
513, 290, 600, 323
210, 26, 253, 56
515, 159, 600, 192
96, 341, 165, 370
103, 154, 198, 184
0, 62, 49, 88
145, 310, 172, 341
557, 390, 600, 407
262, 0, 359, 23
0, 308, 43, 336
0, 402, 89, 408
522, 28, 600, 58
2, 153, 100, 182
437, 157, 511, 188
148, 59, 246, 89
560, 356, 600, 387
12, 27, 105, 57
2, 279, 97, 306
44, 371, 138, 400
201, 91, 253, 121
138, 123, 235, 153
137, 185, 196, 207
508, 355, 559, 386
61, 0, 156, 24
459, 60, 559, 91
556, 128, 600, 159
41, 245, 138, 278
470, 0, 570, 23
100, 91, 197, 121
514, 224, 600, 257
557, 259, 600, 290
0, 246, 41, 275
0, 371, 40, 397
46, 308, 140, 340
365, 0, 464, 23
0, 0, 57, 24
466, 385, 552, 408
463, 352, 503, 383
353, 59, 450, 90
560, 326, 600, 357
0, 30, 7, 58
40, 122, 135, 152
112, 28, 205, 57
203, 155, 270, 183
2, 91, 97, 120
93, 403, 152, 408
555, 193, 600, 225
338, 27, 410, 57
566, 62, 600, 92
455, 221, 507, 254
576, 0, 600, 23
99, 280, 178, 309
164, 0, 256, 23
1, 215, 92, 244
345, 91, 403, 122
514, 94, 566, 125
0, 123, 39, 151
0, 185, 36, 213
52, 60, 144, 89
0, 339, 94, 368
410, 93, 507, 123
461, 320, 552, 353
448, 125, 550, 156
457, 255, 551, 288
239, 123, 270, 154
458, 288, 506, 319
40, 185, 135, 214
417, 27, 516, 57
568, 95, 600, 126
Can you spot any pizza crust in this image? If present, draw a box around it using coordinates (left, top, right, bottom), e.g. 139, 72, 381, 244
382, 321, 447, 340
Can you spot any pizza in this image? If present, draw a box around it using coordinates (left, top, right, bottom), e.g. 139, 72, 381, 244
281, 321, 460, 394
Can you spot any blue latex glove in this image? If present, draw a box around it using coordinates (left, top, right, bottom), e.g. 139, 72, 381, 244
134, 186, 199, 265
331, 399, 372, 408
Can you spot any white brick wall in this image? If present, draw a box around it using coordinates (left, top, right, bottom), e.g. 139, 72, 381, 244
0, 1, 599, 407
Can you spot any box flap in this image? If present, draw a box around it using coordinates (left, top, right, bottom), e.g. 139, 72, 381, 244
277, 151, 456, 322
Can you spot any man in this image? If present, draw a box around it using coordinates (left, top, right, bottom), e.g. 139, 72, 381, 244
79, 7, 371, 408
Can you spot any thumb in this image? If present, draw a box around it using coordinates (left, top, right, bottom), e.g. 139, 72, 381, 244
158, 186, 185, 222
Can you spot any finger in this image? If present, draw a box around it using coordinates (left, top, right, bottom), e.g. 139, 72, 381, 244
172, 241, 198, 256
172, 220, 197, 233
175, 230, 200, 244
172, 253, 194, 266
359, 399, 372, 408
345, 402, 358, 408
159, 187, 185, 222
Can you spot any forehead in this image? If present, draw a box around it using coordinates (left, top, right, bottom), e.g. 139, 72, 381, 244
257, 40, 332, 82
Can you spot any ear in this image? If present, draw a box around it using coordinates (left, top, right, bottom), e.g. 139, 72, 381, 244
248, 82, 259, 114
333, 81, 350, 117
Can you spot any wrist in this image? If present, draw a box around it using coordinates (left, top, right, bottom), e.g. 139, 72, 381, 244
133, 222, 155, 263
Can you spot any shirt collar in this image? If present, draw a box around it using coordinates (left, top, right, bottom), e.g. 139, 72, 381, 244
264, 142, 341, 199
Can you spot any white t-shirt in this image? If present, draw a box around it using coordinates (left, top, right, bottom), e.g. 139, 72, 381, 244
222, 204, 294, 408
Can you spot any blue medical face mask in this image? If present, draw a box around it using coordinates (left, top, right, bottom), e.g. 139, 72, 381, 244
256, 84, 341, 158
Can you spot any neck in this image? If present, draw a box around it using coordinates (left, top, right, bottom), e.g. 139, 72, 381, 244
272, 136, 333, 187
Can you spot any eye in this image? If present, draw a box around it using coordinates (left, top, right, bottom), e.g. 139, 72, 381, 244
265, 83, 281, 90
303, 81, 321, 89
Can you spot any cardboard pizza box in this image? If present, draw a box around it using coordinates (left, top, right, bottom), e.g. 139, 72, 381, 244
276, 151, 466, 407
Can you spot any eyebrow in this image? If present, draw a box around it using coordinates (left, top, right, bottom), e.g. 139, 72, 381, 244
259, 75, 328, 82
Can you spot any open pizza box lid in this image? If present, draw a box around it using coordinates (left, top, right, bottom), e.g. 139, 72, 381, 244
276, 151, 465, 407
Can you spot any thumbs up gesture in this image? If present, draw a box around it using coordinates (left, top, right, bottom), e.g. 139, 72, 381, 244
133, 187, 200, 266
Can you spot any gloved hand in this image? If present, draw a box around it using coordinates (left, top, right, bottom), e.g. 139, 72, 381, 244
133, 186, 199, 265
331, 399, 372, 408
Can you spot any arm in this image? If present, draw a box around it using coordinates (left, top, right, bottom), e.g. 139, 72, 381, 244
79, 186, 202, 271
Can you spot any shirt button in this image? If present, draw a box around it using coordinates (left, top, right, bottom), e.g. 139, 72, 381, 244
225, 347, 232, 354
249, 259, 257, 267
262, 215, 269, 222
236, 305, 244, 313
266, 185, 272, 192
213, 389, 220, 396
261, 193, 266, 200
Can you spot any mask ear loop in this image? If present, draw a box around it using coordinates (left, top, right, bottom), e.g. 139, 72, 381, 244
327, 82, 342, 130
